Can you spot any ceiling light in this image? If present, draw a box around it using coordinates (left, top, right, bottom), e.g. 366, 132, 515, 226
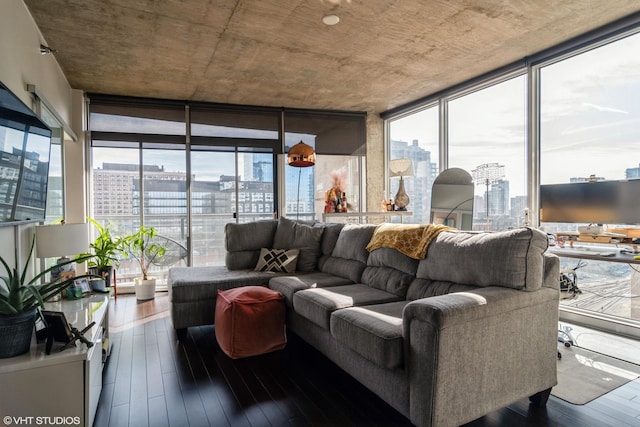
322, 14, 340, 26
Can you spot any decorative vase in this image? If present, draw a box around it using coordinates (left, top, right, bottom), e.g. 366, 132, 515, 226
0, 309, 37, 358
394, 176, 410, 211
135, 277, 156, 301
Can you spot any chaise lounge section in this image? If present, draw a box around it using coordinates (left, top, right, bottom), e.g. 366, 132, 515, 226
168, 217, 560, 426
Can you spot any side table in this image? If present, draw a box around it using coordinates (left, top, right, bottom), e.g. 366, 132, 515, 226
0, 294, 110, 427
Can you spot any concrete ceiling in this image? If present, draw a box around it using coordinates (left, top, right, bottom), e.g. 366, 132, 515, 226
24, 0, 640, 115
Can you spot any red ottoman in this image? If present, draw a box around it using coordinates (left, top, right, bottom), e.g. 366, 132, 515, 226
215, 286, 286, 359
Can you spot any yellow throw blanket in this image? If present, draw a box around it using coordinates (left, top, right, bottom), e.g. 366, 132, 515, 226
365, 223, 453, 259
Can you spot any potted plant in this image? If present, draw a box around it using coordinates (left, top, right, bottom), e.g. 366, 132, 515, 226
0, 237, 94, 358
79, 218, 123, 292
122, 225, 166, 301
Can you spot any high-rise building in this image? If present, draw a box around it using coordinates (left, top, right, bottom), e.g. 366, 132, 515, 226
626, 164, 640, 179
93, 160, 274, 219
488, 180, 509, 216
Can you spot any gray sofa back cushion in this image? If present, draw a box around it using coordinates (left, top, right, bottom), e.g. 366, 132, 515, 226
361, 248, 418, 297
315, 222, 345, 271
317, 222, 345, 256
406, 278, 477, 300
320, 224, 376, 282
416, 227, 548, 291
273, 217, 324, 272
331, 224, 376, 262
225, 220, 279, 270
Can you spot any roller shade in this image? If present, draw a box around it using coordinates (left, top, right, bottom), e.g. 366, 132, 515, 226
284, 110, 366, 156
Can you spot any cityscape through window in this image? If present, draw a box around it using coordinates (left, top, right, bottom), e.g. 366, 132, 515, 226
383, 29, 640, 327
88, 98, 365, 284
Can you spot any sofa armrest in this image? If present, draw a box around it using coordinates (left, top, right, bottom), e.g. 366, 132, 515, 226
403, 286, 559, 427
543, 252, 560, 290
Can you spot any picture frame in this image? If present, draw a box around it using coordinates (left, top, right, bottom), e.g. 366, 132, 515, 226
40, 310, 73, 344
74, 277, 92, 295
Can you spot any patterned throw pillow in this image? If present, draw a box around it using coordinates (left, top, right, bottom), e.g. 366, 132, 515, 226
254, 248, 300, 273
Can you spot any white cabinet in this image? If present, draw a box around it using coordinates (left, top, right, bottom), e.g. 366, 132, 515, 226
0, 294, 110, 427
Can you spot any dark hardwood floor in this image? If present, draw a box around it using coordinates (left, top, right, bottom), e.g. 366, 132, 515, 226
95, 294, 640, 427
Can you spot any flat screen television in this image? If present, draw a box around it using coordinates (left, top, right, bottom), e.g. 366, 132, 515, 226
0, 81, 52, 223
539, 180, 640, 225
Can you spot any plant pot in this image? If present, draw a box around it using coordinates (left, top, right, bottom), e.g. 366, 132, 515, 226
135, 277, 156, 301
0, 309, 37, 358
89, 266, 114, 290
89, 278, 106, 292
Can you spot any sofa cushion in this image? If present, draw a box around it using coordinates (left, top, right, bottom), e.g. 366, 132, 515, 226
316, 222, 345, 256
273, 217, 324, 272
406, 278, 477, 300
315, 222, 345, 270
417, 227, 549, 291
319, 224, 376, 282
330, 224, 376, 263
168, 266, 283, 302
225, 220, 279, 270
330, 301, 407, 369
360, 247, 418, 298
254, 248, 300, 273
293, 284, 401, 329
269, 272, 353, 307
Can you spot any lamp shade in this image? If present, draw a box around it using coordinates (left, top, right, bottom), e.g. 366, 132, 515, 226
287, 141, 316, 167
389, 158, 414, 178
35, 223, 89, 258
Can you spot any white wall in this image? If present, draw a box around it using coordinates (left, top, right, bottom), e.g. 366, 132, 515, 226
0, 1, 81, 268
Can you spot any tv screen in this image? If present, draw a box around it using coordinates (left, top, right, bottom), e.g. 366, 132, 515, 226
0, 81, 52, 223
540, 180, 640, 225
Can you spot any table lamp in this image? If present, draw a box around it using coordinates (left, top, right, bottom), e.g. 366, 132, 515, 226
389, 158, 414, 211
35, 222, 89, 296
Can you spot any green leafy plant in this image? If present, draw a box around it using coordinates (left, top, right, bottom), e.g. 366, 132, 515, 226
80, 217, 123, 270
0, 237, 95, 315
121, 225, 166, 281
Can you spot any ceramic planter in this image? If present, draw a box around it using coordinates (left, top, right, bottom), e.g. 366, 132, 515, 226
135, 277, 156, 301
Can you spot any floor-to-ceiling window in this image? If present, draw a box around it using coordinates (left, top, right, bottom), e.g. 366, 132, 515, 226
89, 99, 188, 288
88, 96, 366, 279
539, 31, 640, 325
448, 75, 527, 231
190, 106, 280, 266
382, 21, 640, 334
387, 106, 439, 224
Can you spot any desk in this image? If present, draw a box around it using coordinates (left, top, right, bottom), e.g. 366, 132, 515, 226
549, 247, 640, 265
0, 294, 110, 427
322, 211, 412, 224
550, 243, 640, 340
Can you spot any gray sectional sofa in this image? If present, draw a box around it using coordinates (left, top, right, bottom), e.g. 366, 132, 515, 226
168, 217, 560, 427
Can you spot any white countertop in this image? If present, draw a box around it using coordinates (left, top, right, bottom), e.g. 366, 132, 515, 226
0, 294, 109, 373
